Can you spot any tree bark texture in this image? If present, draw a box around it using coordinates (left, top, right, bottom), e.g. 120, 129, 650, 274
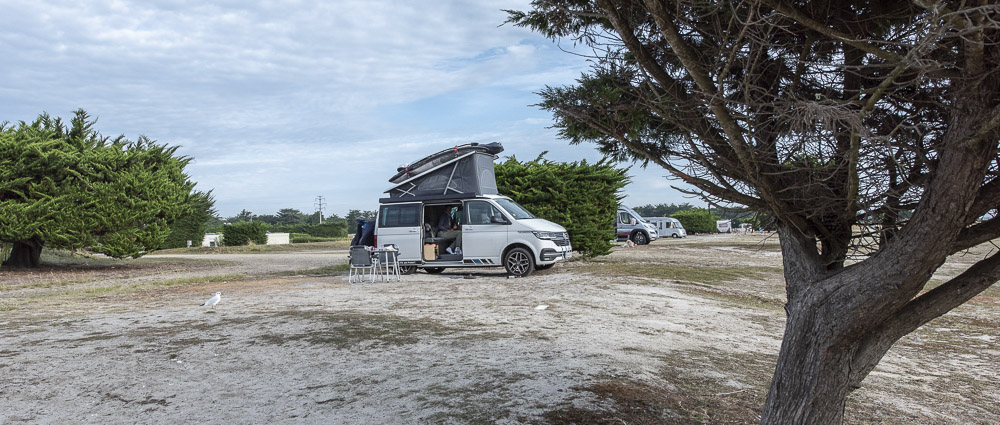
3, 238, 43, 268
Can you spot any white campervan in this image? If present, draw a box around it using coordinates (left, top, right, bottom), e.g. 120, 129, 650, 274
374, 143, 572, 276
616, 205, 659, 245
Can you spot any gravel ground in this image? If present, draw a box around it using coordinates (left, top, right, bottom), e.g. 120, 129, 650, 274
1, 235, 997, 424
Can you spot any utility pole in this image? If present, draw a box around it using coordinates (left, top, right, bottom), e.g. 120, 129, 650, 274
314, 196, 326, 224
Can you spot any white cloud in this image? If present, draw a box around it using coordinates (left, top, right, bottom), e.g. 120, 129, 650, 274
2, 0, 695, 217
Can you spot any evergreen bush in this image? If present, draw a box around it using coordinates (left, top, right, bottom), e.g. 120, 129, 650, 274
495, 154, 628, 257
1, 110, 196, 267
671, 209, 720, 234
161, 191, 216, 249
221, 222, 268, 246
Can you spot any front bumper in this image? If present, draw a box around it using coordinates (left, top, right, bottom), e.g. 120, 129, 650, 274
540, 245, 573, 262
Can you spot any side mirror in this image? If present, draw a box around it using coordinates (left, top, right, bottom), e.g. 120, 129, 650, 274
491, 215, 509, 225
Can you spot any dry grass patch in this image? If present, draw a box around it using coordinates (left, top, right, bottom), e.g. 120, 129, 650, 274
577, 262, 782, 286
541, 351, 773, 424
153, 239, 351, 255
254, 310, 457, 349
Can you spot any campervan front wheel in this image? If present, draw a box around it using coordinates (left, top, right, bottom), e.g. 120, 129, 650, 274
423, 267, 445, 274
504, 247, 535, 276
672, 233, 682, 238
631, 231, 649, 245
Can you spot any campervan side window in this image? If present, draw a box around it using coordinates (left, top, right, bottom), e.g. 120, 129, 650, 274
379, 204, 420, 227
618, 212, 631, 224
467, 201, 503, 225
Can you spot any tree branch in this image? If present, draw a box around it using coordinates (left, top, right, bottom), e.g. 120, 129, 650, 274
760, 0, 903, 63
967, 178, 1000, 220
850, 250, 1000, 384
641, 0, 758, 177
954, 216, 1000, 252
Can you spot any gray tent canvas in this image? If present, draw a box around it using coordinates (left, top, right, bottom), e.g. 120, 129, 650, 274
383, 143, 502, 201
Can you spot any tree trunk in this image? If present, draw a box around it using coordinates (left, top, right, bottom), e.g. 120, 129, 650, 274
3, 238, 43, 268
761, 307, 856, 424
759, 226, 855, 424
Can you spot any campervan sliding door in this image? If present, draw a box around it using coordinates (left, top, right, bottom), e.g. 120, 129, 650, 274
377, 202, 421, 261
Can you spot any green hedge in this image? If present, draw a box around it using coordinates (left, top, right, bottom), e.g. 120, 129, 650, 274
290, 233, 339, 243
495, 154, 628, 257
671, 209, 720, 234
221, 222, 268, 246
270, 222, 346, 238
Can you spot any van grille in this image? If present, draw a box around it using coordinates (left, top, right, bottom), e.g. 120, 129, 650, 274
554, 232, 570, 246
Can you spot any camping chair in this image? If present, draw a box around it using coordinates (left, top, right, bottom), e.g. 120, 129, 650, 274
348, 245, 377, 283
377, 244, 401, 281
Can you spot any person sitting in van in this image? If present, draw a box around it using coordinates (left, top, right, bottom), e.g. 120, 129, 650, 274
437, 207, 463, 254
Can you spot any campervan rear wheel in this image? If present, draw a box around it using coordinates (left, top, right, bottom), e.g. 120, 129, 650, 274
504, 247, 535, 276
423, 267, 445, 274
399, 266, 417, 275
631, 231, 648, 245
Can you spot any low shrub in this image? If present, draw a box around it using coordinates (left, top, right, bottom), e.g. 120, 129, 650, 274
290, 233, 338, 243
221, 222, 268, 246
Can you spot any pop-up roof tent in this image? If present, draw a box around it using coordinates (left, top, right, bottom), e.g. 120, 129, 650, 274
381, 142, 504, 203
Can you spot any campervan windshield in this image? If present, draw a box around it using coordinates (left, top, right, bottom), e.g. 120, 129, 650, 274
496, 198, 536, 219
621, 205, 647, 222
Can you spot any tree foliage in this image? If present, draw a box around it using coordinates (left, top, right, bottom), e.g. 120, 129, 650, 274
509, 1, 1000, 423
345, 209, 377, 225
495, 153, 629, 257
631, 202, 694, 217
670, 208, 719, 234
220, 222, 268, 246
161, 190, 217, 249
1, 110, 197, 266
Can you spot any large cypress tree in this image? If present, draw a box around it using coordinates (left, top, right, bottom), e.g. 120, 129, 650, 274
508, 1, 1000, 422
0, 110, 197, 267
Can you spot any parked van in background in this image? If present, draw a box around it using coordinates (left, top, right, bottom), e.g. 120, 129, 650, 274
616, 205, 658, 245
644, 217, 686, 238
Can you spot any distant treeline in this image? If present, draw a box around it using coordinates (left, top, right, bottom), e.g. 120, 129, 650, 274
204, 208, 378, 239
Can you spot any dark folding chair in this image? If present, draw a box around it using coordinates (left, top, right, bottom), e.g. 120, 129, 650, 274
348, 245, 376, 283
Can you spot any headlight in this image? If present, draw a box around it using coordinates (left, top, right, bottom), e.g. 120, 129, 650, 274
532, 231, 559, 240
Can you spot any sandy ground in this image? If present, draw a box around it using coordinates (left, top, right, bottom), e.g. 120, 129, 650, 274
1, 234, 997, 424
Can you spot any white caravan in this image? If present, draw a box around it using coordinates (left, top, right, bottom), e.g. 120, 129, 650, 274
644, 217, 687, 238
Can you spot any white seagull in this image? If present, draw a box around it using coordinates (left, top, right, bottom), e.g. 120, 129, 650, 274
201, 292, 222, 309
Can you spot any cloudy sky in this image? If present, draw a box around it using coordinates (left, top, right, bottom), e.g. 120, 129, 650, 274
1, 0, 695, 218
